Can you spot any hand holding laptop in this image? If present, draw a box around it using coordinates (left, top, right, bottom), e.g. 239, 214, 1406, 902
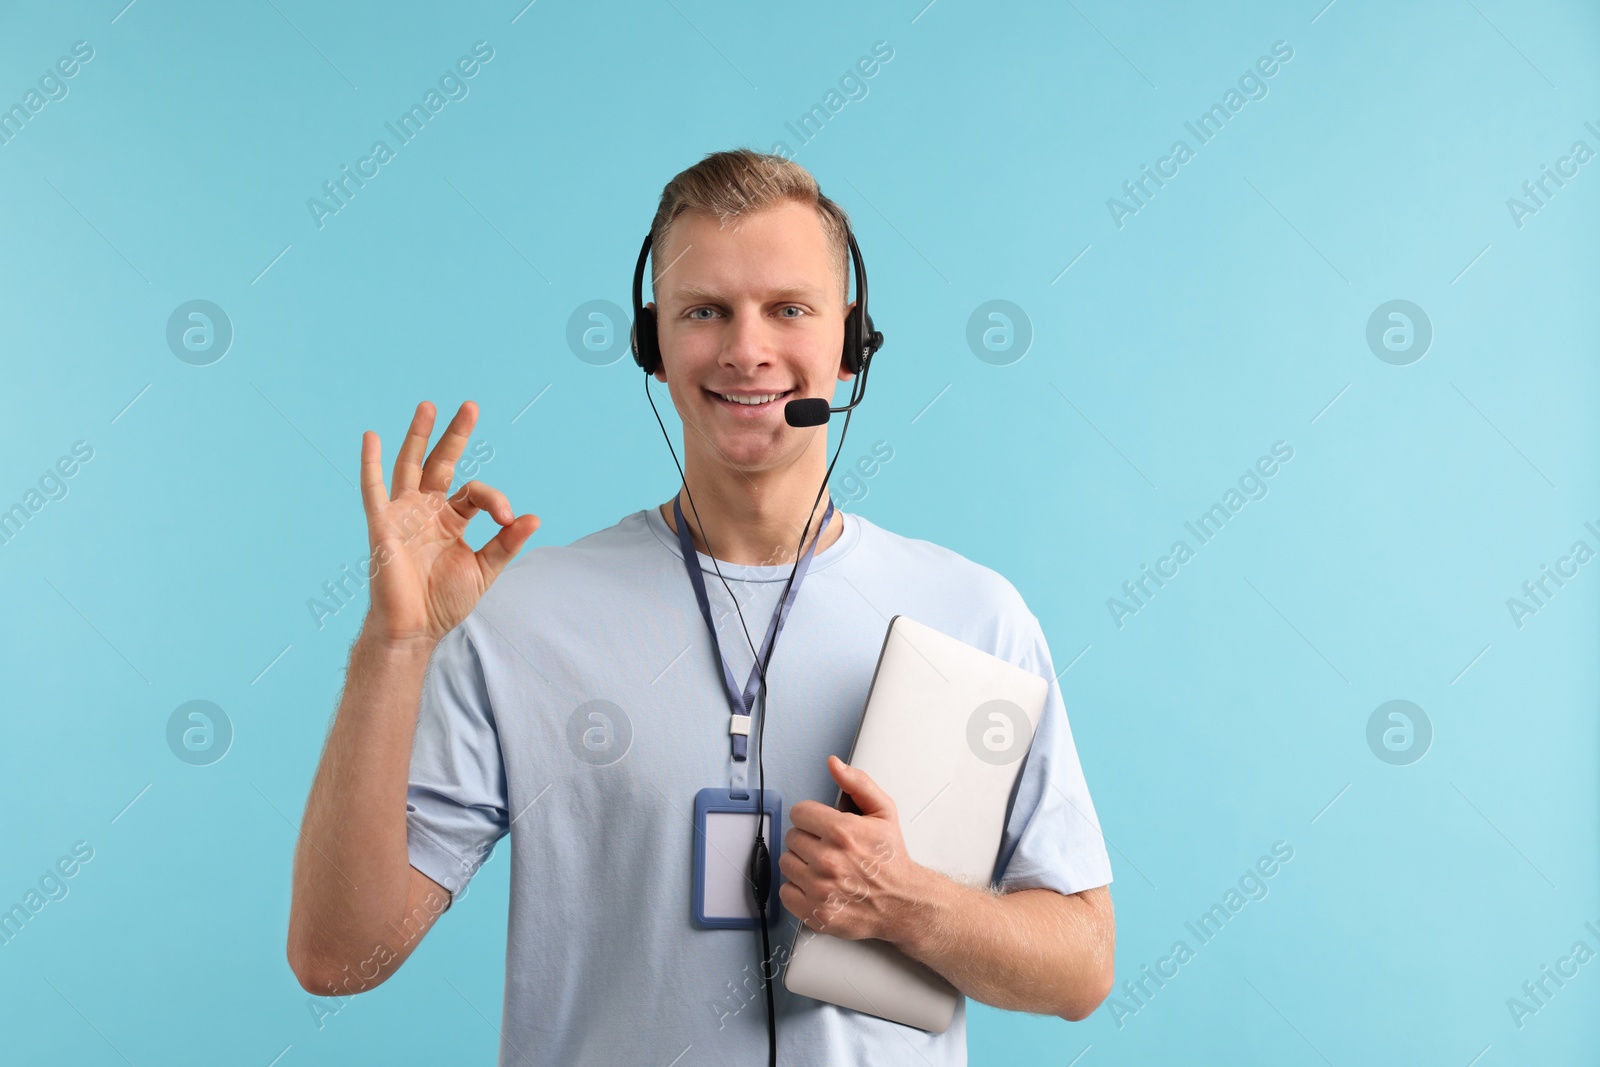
779, 754, 920, 943
781, 615, 1049, 1032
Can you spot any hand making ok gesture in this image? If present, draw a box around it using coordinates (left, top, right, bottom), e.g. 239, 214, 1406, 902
358, 400, 539, 649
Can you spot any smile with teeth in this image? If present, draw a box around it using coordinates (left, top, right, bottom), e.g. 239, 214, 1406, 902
711, 389, 791, 407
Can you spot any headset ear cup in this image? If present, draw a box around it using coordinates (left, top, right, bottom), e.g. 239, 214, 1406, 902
845, 310, 881, 376
633, 306, 660, 375
842, 310, 862, 376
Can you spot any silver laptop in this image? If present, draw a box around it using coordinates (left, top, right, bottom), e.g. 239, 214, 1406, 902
782, 614, 1048, 1032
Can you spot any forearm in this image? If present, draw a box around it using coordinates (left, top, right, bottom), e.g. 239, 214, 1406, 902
887, 870, 1113, 1020
287, 624, 440, 989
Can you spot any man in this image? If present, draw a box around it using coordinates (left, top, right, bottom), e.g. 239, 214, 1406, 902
287, 149, 1114, 1064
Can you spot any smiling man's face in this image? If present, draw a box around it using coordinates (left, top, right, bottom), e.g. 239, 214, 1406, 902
650, 199, 854, 477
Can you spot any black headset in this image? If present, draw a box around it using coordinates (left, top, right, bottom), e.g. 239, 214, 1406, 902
631, 213, 883, 1067
629, 224, 883, 384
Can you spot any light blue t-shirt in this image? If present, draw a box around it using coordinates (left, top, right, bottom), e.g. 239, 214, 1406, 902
405, 505, 1112, 1066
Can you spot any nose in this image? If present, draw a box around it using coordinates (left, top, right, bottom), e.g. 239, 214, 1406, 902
720, 303, 775, 371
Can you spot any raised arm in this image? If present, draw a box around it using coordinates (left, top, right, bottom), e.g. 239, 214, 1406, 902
286, 400, 537, 996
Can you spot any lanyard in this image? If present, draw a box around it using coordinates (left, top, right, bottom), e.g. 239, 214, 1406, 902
673, 495, 834, 795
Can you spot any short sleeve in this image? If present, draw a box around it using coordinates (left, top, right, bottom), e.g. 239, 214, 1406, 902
990, 613, 1113, 897
406, 621, 510, 903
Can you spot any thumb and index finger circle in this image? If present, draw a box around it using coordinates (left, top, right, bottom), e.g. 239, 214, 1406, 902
446, 481, 540, 585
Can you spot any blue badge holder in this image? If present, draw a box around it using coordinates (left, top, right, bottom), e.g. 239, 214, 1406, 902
692, 786, 784, 929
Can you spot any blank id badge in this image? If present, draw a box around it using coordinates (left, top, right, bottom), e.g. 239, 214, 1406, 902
692, 787, 784, 929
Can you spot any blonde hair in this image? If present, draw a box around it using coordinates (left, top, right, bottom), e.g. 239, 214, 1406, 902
649, 148, 851, 302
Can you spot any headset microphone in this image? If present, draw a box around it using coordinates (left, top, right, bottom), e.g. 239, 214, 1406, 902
783, 370, 873, 428
782, 399, 832, 428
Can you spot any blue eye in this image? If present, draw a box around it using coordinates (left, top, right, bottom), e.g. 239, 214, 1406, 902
779, 306, 804, 318
688, 307, 717, 320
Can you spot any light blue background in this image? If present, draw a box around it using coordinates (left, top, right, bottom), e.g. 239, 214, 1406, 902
2, 0, 1597, 1063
